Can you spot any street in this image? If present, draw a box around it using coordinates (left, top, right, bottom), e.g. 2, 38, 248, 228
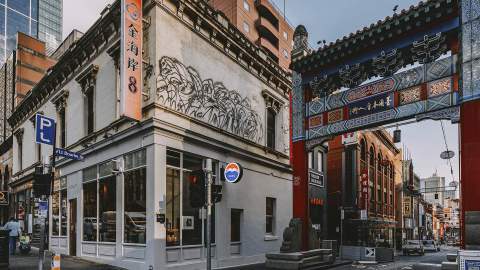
335, 246, 459, 270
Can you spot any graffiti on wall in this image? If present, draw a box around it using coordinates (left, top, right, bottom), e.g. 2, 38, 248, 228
156, 56, 264, 143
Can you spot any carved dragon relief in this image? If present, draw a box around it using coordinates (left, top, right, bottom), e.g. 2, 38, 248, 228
156, 56, 264, 144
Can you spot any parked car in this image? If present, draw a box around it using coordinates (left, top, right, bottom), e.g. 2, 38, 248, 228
403, 240, 425, 255
423, 240, 440, 252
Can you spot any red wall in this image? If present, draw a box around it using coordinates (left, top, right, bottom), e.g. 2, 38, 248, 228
460, 99, 480, 247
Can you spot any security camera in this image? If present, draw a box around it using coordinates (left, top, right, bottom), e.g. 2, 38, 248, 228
111, 159, 124, 175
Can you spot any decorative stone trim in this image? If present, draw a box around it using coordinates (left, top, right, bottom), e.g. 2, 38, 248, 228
14, 128, 24, 142
28, 111, 44, 125
262, 90, 283, 114
51, 90, 69, 111
76, 64, 99, 94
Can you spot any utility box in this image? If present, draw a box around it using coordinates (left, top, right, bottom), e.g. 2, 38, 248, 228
0, 229, 9, 268
459, 250, 480, 270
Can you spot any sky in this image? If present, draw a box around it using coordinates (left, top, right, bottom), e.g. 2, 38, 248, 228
63, 0, 459, 186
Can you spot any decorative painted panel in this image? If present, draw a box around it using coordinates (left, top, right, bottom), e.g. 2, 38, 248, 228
472, 20, 480, 60
344, 78, 394, 103
472, 58, 480, 97
308, 98, 324, 117
463, 0, 472, 24
325, 92, 344, 111
327, 109, 343, 123
309, 115, 323, 128
399, 86, 422, 105
393, 66, 424, 90
155, 56, 264, 143
291, 71, 305, 141
463, 23, 472, 63
427, 93, 453, 112
428, 77, 452, 97
463, 62, 473, 98
426, 57, 453, 81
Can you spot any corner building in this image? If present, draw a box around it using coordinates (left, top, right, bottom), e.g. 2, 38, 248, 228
8, 0, 292, 269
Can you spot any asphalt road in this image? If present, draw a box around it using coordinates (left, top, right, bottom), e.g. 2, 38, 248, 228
334, 246, 459, 270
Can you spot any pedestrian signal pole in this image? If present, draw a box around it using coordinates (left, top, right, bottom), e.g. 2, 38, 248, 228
205, 159, 213, 270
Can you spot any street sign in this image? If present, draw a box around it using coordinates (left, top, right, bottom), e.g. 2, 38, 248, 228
35, 114, 55, 145
223, 162, 243, 183
55, 148, 84, 161
0, 191, 8, 206
365, 247, 375, 258
309, 171, 324, 187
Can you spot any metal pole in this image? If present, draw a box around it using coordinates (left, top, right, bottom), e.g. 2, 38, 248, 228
340, 207, 343, 260
39, 122, 56, 270
205, 159, 212, 270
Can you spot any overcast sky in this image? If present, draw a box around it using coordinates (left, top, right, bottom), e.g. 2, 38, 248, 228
63, 0, 459, 185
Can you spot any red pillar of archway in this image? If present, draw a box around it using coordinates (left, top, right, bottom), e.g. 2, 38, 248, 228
459, 99, 480, 248
292, 140, 309, 251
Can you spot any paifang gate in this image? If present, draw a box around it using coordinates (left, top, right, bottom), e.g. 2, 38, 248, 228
290, 0, 479, 250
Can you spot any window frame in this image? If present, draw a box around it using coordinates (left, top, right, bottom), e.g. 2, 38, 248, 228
266, 108, 276, 149
243, 0, 250, 12
243, 21, 250, 33
265, 197, 276, 235
165, 149, 218, 247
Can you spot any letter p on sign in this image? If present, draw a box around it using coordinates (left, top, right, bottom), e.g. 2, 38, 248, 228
35, 114, 56, 145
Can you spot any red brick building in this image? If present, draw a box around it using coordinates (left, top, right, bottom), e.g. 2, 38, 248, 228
209, 0, 293, 70
327, 130, 402, 247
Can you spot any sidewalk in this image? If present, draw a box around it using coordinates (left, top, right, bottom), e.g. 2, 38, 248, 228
8, 248, 125, 270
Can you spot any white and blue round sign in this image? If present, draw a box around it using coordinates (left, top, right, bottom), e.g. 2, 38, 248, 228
224, 162, 243, 183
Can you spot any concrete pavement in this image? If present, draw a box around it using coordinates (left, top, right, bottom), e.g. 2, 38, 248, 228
7, 248, 125, 270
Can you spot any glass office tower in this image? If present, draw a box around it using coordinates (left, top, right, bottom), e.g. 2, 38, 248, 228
0, 0, 62, 63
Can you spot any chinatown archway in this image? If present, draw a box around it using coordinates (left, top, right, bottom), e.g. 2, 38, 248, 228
290, 0, 479, 250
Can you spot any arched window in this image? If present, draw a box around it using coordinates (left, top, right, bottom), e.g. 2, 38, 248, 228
377, 153, 382, 171
360, 139, 367, 161
369, 146, 375, 167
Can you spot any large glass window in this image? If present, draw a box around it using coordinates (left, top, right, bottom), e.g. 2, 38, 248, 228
7, 9, 29, 52
99, 162, 116, 242
124, 150, 146, 244
60, 189, 67, 236
7, 0, 30, 16
83, 180, 97, 241
166, 150, 217, 247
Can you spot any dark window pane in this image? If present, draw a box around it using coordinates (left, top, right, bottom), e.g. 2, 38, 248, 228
60, 189, 67, 236
83, 181, 97, 241
182, 170, 202, 245
59, 108, 65, 148
86, 89, 94, 134
7, 0, 29, 16
266, 109, 275, 149
183, 153, 203, 171
166, 168, 180, 246
99, 176, 116, 242
231, 209, 242, 242
166, 150, 180, 167
124, 167, 146, 244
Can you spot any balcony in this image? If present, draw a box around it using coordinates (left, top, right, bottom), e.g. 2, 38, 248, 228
256, 37, 279, 61
255, 0, 279, 29
255, 17, 278, 37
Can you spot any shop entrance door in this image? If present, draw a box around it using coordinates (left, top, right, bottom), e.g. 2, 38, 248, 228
69, 199, 77, 256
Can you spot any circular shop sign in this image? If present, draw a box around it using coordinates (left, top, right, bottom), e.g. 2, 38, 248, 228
224, 162, 243, 183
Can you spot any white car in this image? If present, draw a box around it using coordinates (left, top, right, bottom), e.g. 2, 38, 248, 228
403, 240, 425, 255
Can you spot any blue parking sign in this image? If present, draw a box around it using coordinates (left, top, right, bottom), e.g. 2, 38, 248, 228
35, 114, 56, 145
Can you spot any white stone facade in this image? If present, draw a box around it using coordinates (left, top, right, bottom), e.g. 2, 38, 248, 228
10, 0, 292, 269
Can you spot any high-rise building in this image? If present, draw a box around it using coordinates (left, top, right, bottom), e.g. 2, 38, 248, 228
38, 0, 62, 54
421, 172, 446, 207
0, 0, 63, 63
209, 0, 293, 70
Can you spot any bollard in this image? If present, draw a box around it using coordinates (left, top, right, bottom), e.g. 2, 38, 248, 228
51, 253, 61, 270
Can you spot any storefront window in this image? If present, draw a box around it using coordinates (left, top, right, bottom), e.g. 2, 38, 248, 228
60, 189, 67, 236
166, 167, 180, 246
52, 191, 60, 236
124, 150, 146, 244
99, 175, 116, 242
83, 181, 97, 241
165, 150, 217, 247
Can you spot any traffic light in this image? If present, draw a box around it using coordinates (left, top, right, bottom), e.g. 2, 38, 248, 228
212, 184, 223, 203
188, 170, 205, 208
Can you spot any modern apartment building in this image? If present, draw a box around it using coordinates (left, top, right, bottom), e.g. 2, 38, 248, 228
209, 0, 294, 70
0, 0, 63, 62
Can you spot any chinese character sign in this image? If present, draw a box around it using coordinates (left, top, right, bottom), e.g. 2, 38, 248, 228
120, 0, 142, 120
348, 92, 394, 119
